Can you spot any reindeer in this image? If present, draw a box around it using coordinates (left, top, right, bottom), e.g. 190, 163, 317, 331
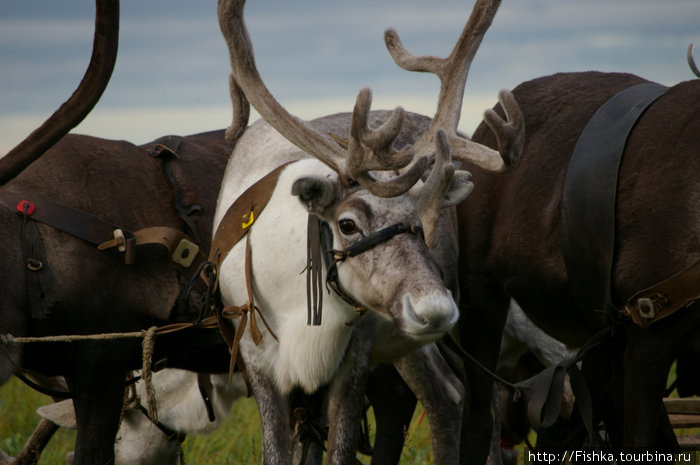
0, 1, 237, 464
452, 70, 700, 461
213, 0, 522, 464
2, 0, 521, 463
26, 370, 248, 465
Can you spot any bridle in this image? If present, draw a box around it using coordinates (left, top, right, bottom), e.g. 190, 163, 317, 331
306, 214, 423, 327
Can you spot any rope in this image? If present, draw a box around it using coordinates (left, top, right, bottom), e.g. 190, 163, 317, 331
141, 326, 158, 424
0, 319, 220, 421
0, 316, 219, 346
1, 331, 147, 344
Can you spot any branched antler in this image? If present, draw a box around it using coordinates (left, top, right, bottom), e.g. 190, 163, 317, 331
414, 129, 473, 248
345, 88, 429, 197
218, 0, 425, 198
384, 0, 524, 246
385, 0, 524, 173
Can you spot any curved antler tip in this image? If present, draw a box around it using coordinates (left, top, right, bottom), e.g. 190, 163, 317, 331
357, 87, 373, 104
497, 88, 516, 105
384, 28, 407, 56
688, 43, 700, 78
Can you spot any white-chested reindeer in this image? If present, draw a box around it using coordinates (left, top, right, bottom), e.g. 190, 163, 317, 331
9, 2, 520, 464
6, 1, 519, 464
213, 0, 522, 464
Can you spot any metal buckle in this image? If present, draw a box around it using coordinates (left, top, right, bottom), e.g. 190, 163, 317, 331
636, 298, 656, 320
172, 238, 199, 268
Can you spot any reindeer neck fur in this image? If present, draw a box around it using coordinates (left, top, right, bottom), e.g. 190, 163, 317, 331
216, 151, 357, 394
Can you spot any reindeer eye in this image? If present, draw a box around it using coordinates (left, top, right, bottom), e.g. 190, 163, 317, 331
338, 219, 358, 235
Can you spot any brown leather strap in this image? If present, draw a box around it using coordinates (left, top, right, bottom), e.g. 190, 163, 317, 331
206, 163, 291, 387
0, 192, 203, 270
131, 226, 208, 281
0, 192, 122, 249
209, 162, 292, 267
622, 259, 700, 328
217, 235, 278, 382
197, 373, 216, 422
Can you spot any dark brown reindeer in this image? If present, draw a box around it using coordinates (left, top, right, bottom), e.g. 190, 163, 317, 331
0, 1, 236, 464
452, 70, 700, 461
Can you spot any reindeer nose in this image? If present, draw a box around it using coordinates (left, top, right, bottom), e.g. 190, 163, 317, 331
399, 292, 459, 340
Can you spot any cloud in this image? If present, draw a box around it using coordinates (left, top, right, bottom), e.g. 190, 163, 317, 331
2, 0, 700, 155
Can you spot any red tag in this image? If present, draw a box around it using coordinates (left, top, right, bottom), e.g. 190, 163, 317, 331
16, 200, 35, 216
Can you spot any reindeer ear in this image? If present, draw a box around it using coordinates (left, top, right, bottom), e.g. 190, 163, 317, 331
292, 175, 341, 216
442, 171, 474, 208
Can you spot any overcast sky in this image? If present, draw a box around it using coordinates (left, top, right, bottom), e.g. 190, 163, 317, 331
1, 0, 699, 154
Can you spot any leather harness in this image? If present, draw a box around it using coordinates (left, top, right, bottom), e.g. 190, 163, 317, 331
0, 191, 204, 267
562, 82, 700, 328
208, 161, 421, 381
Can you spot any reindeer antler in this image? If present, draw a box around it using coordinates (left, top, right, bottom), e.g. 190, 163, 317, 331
414, 129, 474, 248
0, 0, 119, 184
384, 0, 523, 247
385, 0, 524, 173
688, 43, 700, 78
345, 88, 429, 197
218, 0, 427, 198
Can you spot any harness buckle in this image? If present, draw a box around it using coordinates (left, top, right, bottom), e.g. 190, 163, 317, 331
172, 238, 200, 268
636, 293, 667, 320
113, 229, 127, 252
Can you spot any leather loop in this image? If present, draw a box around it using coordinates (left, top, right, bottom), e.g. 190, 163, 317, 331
622, 259, 700, 327
524, 365, 566, 428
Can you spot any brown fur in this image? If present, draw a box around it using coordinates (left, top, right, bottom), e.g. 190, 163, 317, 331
457, 71, 700, 459
0, 130, 234, 465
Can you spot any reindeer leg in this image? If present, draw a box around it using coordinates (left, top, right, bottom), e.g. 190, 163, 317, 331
393, 342, 465, 465
247, 365, 292, 465
459, 277, 509, 465
325, 324, 374, 465
65, 343, 127, 465
622, 324, 678, 450
366, 365, 417, 465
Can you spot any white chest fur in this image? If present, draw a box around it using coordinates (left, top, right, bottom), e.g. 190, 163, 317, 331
216, 160, 356, 394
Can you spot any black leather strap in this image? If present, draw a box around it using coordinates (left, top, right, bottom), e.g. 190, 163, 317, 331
561, 82, 668, 314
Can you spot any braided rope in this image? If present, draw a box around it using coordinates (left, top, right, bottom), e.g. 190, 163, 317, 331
0, 324, 204, 426
0, 331, 146, 344
141, 326, 158, 423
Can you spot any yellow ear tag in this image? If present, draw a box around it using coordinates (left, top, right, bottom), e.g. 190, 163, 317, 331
242, 211, 255, 229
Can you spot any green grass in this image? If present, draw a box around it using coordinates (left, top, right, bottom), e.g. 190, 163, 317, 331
3, 374, 696, 465
0, 378, 434, 464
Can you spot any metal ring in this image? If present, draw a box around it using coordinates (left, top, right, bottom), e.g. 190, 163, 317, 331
26, 258, 43, 271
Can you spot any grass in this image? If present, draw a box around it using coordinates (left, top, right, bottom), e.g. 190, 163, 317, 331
0, 377, 434, 464
2, 373, 697, 465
